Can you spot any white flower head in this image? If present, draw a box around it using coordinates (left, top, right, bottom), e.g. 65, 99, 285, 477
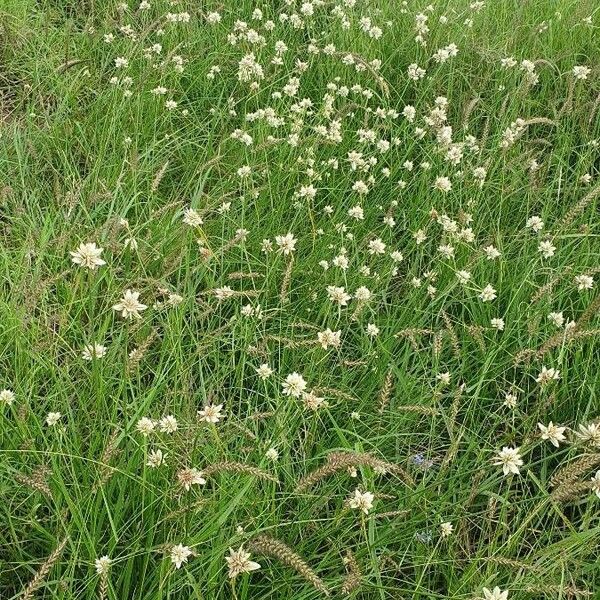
366, 323, 380, 337
327, 285, 352, 306
484, 245, 501, 260
591, 470, 600, 498
282, 372, 307, 397
482, 587, 509, 600
575, 422, 600, 447
302, 390, 327, 411
170, 544, 192, 569
82, 343, 107, 360
0, 389, 16, 406
183, 207, 203, 227
491, 318, 505, 331
275, 232, 297, 255
147, 448, 166, 468
538, 240, 556, 258
317, 328, 341, 349
159, 415, 178, 433
198, 403, 224, 424
225, 546, 261, 578
95, 556, 112, 575
136, 417, 155, 436
572, 65, 591, 80
46, 412, 62, 426
548, 312, 564, 328
526, 216, 544, 232
479, 284, 497, 302
113, 290, 147, 319
349, 489, 375, 514
493, 446, 523, 476
535, 366, 560, 385
177, 467, 206, 490
256, 364, 273, 379
368, 238, 386, 254
574, 274, 594, 291
265, 447, 279, 461
70, 242, 106, 270
538, 421, 566, 447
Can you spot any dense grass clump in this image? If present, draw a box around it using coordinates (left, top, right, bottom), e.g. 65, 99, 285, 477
1, 0, 599, 598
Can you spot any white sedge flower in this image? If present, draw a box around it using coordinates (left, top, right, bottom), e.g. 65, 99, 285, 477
206, 11, 222, 23
183, 208, 203, 227
366, 323, 380, 337
302, 390, 327, 411
574, 274, 594, 290
255, 363, 273, 379
327, 285, 351, 306
414, 229, 427, 244
368, 238, 386, 254
535, 366, 560, 385
136, 417, 155, 436
146, 448, 166, 468
225, 546, 261, 578
275, 232, 297, 255
82, 343, 107, 360
113, 290, 148, 319
591, 470, 600, 499
317, 328, 341, 349
355, 286, 372, 302
538, 240, 556, 258
352, 180, 369, 194
436, 371, 451, 386
483, 587, 509, 600
95, 556, 112, 575
457, 270, 471, 284
158, 415, 178, 433
438, 244, 455, 259
572, 65, 591, 80
46, 412, 62, 426
349, 489, 375, 514
197, 404, 224, 424
575, 422, 600, 447
503, 392, 517, 409
70, 242, 106, 270
348, 205, 364, 220
177, 467, 206, 490
282, 372, 307, 397
0, 389, 16, 406
170, 544, 192, 569
493, 446, 523, 476
525, 215, 544, 232
538, 422, 566, 447
440, 522, 453, 538
433, 176, 452, 192
484, 245, 501, 260
213, 286, 235, 301
548, 312, 564, 328
479, 284, 497, 302
265, 447, 279, 461
491, 318, 505, 331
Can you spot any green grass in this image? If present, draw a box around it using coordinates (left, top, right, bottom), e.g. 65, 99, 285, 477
1, 0, 599, 598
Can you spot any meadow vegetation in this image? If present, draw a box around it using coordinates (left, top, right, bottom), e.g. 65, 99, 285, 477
0, 0, 599, 598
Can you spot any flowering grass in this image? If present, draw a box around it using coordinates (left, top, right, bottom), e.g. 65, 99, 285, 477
1, 0, 599, 598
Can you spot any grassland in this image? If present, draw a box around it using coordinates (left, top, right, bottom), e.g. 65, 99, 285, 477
0, 0, 599, 598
